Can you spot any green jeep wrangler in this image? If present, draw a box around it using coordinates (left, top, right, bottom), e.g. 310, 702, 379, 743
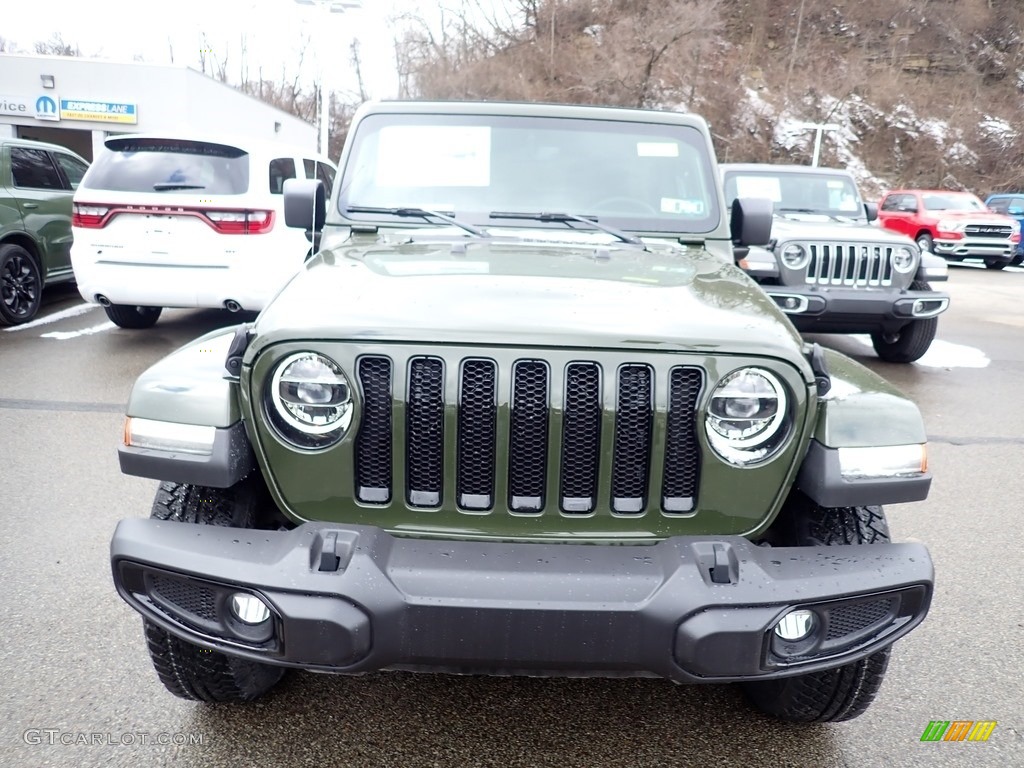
110, 101, 934, 723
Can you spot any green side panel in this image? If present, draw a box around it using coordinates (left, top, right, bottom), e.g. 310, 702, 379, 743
240, 341, 817, 543
126, 326, 243, 428
813, 349, 927, 448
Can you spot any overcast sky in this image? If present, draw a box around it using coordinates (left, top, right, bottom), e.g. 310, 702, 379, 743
2, 0, 516, 100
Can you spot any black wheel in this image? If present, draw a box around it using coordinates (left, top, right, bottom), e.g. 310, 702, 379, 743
741, 495, 893, 723
870, 281, 937, 363
1011, 251, 1024, 267
142, 481, 285, 703
915, 233, 934, 253
0, 243, 43, 325
984, 258, 1007, 270
104, 303, 162, 329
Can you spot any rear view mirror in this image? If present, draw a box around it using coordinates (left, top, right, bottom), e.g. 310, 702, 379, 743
730, 197, 773, 246
284, 178, 326, 233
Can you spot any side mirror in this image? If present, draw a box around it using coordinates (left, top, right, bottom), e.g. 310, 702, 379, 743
1008, 206, 1024, 216
284, 178, 326, 233
863, 202, 878, 222
730, 197, 773, 248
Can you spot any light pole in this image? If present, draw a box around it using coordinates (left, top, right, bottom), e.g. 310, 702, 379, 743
294, 0, 363, 157
792, 122, 841, 167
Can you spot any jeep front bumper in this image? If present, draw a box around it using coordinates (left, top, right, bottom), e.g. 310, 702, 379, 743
763, 285, 949, 334
111, 520, 933, 683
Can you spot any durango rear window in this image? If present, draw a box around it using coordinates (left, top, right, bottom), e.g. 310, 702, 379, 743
82, 138, 250, 194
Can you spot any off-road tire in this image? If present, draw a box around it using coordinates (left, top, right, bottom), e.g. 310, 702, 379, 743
0, 243, 43, 326
143, 481, 285, 703
741, 496, 893, 723
870, 281, 937, 363
104, 303, 162, 329
984, 258, 1007, 270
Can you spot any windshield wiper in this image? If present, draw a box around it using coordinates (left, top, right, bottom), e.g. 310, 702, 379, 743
346, 206, 490, 238
489, 211, 645, 247
153, 183, 206, 191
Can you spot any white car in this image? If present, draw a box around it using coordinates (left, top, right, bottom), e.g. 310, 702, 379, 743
71, 134, 336, 328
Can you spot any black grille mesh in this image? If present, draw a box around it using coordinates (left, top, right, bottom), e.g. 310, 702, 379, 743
151, 576, 218, 621
406, 357, 445, 506
611, 365, 653, 513
348, 354, 705, 516
560, 363, 602, 513
662, 367, 703, 512
508, 361, 550, 511
355, 356, 393, 503
457, 360, 497, 509
826, 598, 894, 641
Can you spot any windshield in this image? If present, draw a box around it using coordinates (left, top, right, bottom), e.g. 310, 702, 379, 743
338, 113, 720, 234
922, 193, 985, 212
82, 138, 250, 194
722, 170, 863, 218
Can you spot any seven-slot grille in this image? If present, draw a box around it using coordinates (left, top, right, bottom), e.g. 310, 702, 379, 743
802, 242, 896, 287
353, 355, 703, 516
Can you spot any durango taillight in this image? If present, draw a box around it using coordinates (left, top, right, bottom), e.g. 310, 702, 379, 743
205, 210, 274, 234
73, 204, 110, 228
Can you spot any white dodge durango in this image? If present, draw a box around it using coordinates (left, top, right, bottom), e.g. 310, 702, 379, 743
71, 134, 336, 328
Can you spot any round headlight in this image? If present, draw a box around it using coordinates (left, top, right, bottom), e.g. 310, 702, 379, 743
267, 352, 353, 448
706, 368, 790, 466
891, 246, 915, 273
781, 243, 810, 270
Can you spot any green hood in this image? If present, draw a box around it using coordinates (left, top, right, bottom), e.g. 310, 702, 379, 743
251, 238, 806, 365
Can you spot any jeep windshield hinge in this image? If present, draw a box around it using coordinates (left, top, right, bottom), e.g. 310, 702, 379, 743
224, 323, 254, 379
806, 343, 832, 396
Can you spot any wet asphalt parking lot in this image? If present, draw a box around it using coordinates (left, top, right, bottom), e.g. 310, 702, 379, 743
1, 263, 1022, 768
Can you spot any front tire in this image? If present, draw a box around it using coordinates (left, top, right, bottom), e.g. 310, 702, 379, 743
0, 244, 43, 325
104, 303, 162, 329
741, 497, 893, 723
915, 233, 934, 253
142, 481, 285, 703
870, 280, 937, 363
984, 258, 1007, 270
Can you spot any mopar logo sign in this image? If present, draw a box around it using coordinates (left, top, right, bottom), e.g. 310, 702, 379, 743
35, 95, 60, 121
0, 94, 61, 121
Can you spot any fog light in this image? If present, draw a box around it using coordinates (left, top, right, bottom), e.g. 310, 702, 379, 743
230, 593, 271, 625
784, 297, 799, 309
774, 609, 816, 641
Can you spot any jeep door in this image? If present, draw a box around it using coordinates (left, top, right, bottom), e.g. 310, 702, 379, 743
9, 146, 76, 279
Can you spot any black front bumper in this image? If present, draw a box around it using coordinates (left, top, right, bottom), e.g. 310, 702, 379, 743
111, 520, 933, 683
763, 285, 949, 334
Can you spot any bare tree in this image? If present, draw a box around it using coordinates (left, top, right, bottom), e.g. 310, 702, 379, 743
34, 33, 80, 57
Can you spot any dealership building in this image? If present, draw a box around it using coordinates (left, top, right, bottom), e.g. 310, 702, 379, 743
0, 54, 316, 161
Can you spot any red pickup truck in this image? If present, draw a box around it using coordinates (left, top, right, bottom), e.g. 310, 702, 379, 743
877, 189, 1019, 270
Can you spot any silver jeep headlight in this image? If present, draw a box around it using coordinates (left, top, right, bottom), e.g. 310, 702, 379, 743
706, 368, 790, 466
266, 352, 354, 448
781, 243, 810, 270
891, 246, 915, 273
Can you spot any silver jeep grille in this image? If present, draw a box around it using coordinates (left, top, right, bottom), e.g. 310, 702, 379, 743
353, 354, 704, 516
803, 243, 895, 287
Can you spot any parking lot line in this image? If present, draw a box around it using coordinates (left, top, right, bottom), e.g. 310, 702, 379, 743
40, 321, 117, 340
3, 302, 99, 332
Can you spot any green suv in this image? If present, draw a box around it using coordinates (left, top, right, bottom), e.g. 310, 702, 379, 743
0, 137, 88, 325
109, 101, 935, 723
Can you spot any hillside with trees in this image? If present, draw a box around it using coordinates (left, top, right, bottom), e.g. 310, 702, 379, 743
393, 0, 1024, 198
